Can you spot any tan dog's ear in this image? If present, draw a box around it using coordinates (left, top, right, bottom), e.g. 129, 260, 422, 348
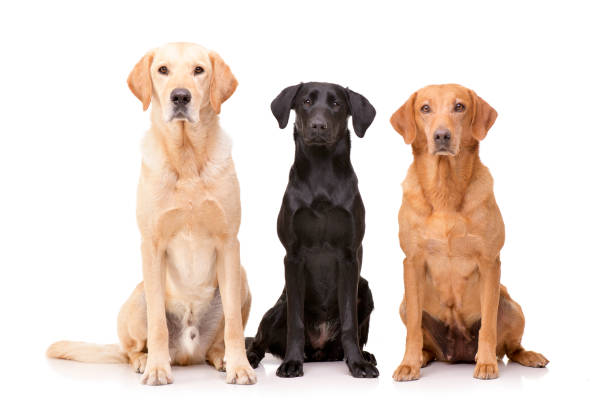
127, 50, 155, 111
209, 51, 238, 114
469, 90, 497, 141
390, 92, 417, 144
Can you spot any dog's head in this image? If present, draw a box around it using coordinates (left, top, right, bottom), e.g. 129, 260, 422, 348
271, 82, 375, 146
127, 42, 237, 123
390, 84, 497, 156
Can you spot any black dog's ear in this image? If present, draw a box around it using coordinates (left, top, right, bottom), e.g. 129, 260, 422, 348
345, 88, 376, 137
271, 84, 303, 129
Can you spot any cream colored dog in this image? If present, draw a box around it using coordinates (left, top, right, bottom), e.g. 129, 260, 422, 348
47, 42, 256, 385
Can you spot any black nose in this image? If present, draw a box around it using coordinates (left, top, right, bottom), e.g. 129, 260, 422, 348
171, 88, 191, 106
434, 128, 451, 147
310, 119, 328, 130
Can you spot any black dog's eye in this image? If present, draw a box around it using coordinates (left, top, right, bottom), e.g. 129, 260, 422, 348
158, 66, 168, 75
304, 99, 312, 106
194, 66, 204, 75
454, 103, 465, 112
332, 101, 340, 107
421, 104, 431, 113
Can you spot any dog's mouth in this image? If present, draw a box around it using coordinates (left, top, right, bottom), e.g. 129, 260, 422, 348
434, 148, 455, 156
169, 110, 193, 123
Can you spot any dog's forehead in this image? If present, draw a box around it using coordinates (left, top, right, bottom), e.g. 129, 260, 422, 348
300, 82, 346, 101
154, 42, 211, 66
417, 84, 471, 105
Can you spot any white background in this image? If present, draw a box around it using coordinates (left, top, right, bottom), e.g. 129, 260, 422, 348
1, 0, 610, 406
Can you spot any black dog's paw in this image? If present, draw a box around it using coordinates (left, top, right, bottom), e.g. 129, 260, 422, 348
276, 360, 304, 378
361, 350, 377, 366
246, 350, 262, 369
347, 359, 379, 378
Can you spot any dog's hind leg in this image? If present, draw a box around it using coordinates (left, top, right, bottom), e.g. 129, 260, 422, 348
117, 283, 149, 373
357, 277, 377, 366
247, 291, 288, 368
498, 287, 549, 368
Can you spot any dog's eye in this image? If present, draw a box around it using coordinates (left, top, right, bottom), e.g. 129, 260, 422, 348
332, 101, 340, 107
194, 66, 204, 75
421, 104, 431, 113
304, 99, 312, 106
454, 103, 465, 112
158, 66, 168, 75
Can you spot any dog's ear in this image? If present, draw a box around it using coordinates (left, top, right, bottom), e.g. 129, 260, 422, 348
345, 88, 376, 138
469, 90, 497, 141
390, 92, 417, 144
127, 50, 155, 111
209, 51, 238, 114
271, 84, 302, 129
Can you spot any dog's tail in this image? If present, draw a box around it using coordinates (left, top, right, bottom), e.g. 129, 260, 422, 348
46, 341, 128, 364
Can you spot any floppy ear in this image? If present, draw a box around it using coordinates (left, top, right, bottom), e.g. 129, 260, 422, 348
270, 84, 302, 129
345, 88, 376, 137
469, 90, 497, 141
209, 51, 238, 114
127, 50, 155, 111
390, 92, 417, 144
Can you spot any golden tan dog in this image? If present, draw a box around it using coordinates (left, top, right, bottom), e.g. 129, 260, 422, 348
47, 42, 256, 385
390, 84, 548, 381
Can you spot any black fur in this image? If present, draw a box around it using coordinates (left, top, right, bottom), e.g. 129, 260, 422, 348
246, 82, 378, 378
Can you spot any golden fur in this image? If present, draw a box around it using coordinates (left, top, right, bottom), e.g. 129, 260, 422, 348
390, 84, 548, 381
47, 42, 256, 385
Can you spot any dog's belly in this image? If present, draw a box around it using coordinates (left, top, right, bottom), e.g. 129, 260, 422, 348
164, 227, 222, 365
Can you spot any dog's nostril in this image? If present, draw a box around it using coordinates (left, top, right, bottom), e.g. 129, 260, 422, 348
444, 133, 450, 141
170, 88, 191, 106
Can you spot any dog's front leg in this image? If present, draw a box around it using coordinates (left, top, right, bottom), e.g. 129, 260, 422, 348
216, 238, 256, 385
474, 256, 501, 380
337, 253, 379, 378
393, 256, 426, 381
140, 240, 173, 386
276, 254, 305, 377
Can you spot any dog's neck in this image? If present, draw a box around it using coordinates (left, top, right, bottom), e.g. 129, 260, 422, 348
413, 144, 481, 212
150, 108, 221, 179
292, 128, 353, 182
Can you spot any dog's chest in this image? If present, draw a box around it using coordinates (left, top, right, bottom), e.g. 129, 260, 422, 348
293, 199, 353, 247
418, 211, 483, 325
160, 177, 225, 298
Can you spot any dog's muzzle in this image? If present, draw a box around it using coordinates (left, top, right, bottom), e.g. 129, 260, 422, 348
169, 88, 192, 121
433, 128, 453, 155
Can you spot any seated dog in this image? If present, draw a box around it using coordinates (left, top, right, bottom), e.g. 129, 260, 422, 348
47, 43, 256, 385
390, 84, 549, 381
246, 82, 378, 378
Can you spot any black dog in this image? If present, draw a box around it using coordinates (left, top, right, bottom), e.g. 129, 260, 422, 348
246, 82, 378, 378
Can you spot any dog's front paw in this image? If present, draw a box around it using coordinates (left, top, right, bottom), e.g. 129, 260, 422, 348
393, 363, 421, 381
347, 359, 379, 378
226, 362, 257, 385
141, 363, 173, 386
473, 361, 499, 380
276, 360, 303, 378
